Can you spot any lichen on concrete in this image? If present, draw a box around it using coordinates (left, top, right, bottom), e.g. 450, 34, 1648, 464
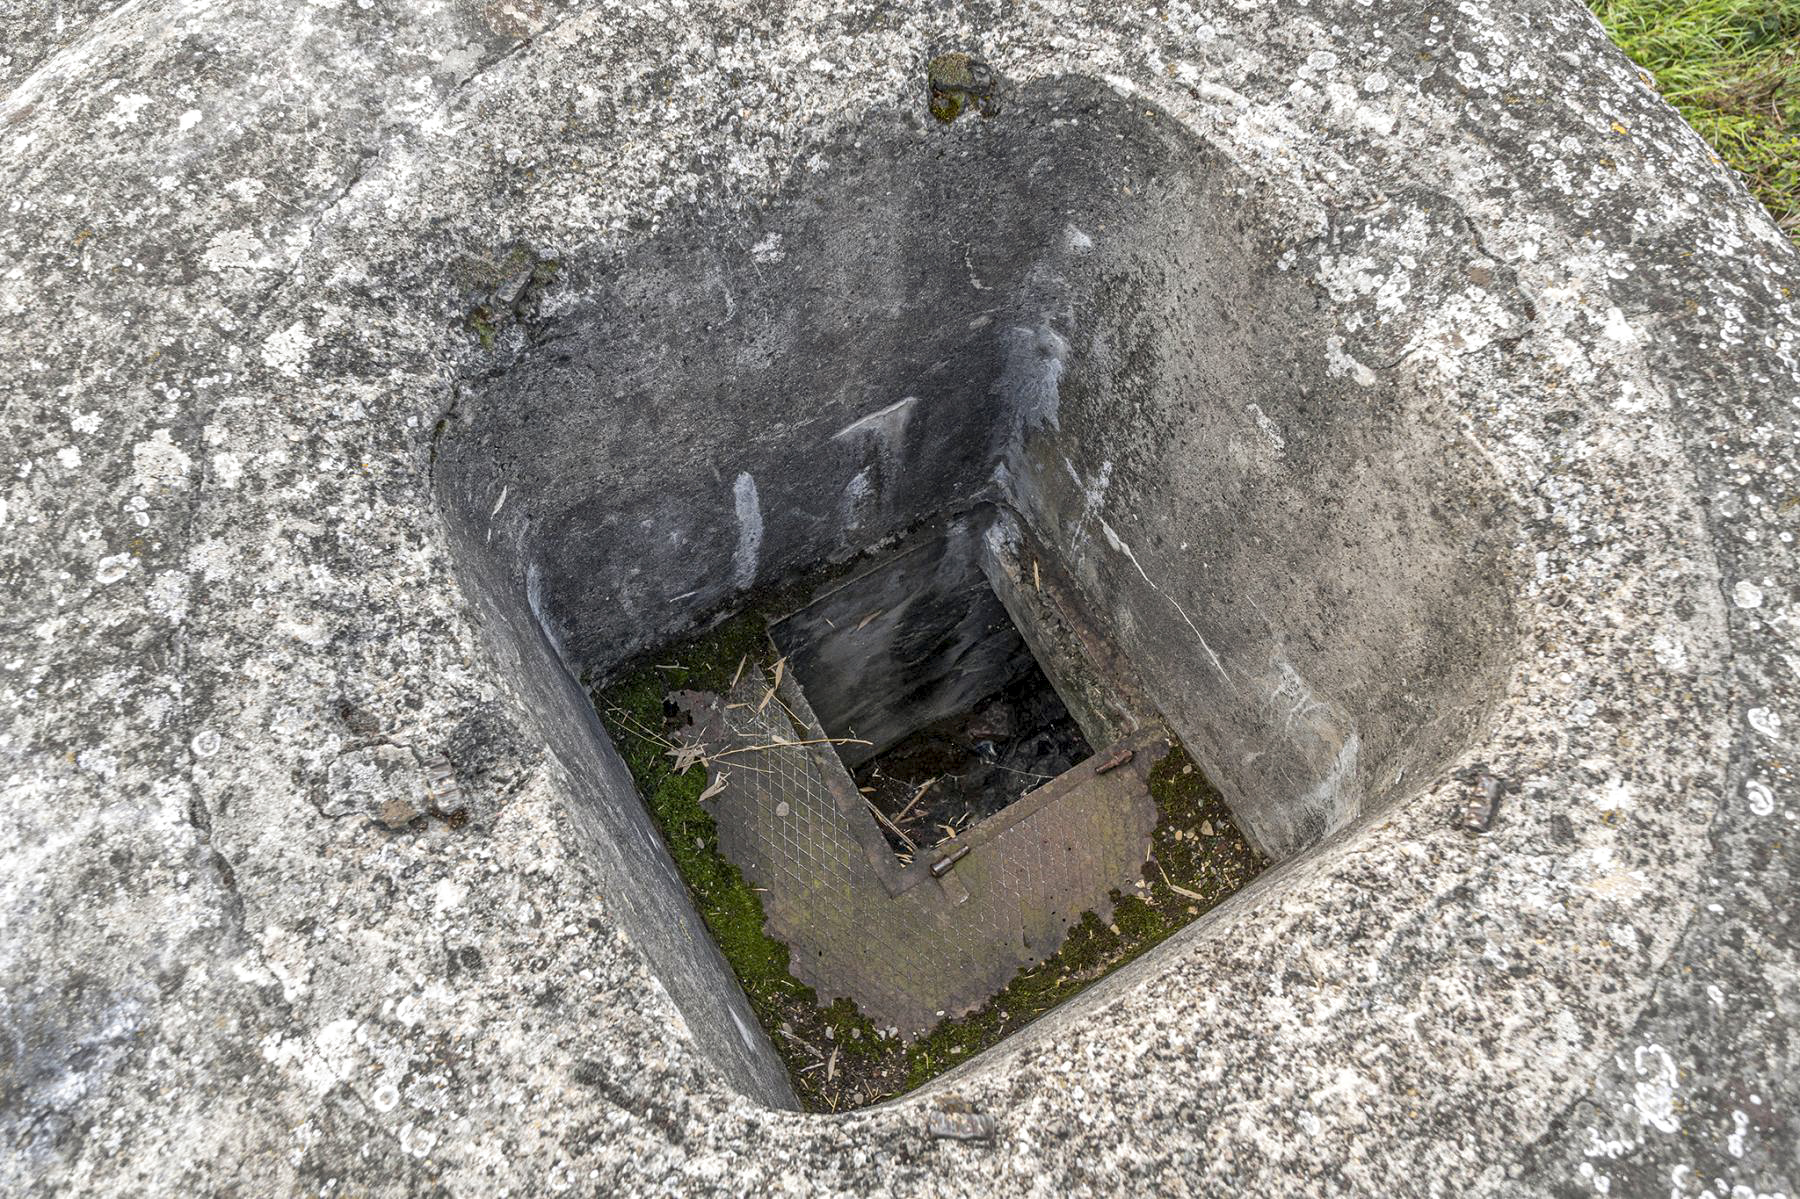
0, 0, 1796, 1195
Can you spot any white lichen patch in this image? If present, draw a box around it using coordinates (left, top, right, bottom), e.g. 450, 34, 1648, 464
260, 321, 315, 376
131, 429, 193, 489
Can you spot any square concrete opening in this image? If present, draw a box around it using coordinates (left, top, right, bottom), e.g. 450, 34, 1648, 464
430, 72, 1518, 1109
646, 507, 1188, 1070
766, 512, 1099, 862
849, 666, 1092, 862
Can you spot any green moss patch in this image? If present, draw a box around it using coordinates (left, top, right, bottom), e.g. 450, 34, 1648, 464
593, 609, 810, 1027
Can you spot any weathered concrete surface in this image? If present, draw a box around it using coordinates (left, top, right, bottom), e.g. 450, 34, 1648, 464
439, 66, 1517, 860
769, 514, 1035, 769
0, 0, 132, 92
1, 2, 1796, 1198
981, 506, 1163, 753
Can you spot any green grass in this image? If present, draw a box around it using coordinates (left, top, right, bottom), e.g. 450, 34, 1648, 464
1591, 0, 1800, 237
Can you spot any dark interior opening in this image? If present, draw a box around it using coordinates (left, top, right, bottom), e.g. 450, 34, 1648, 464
852, 660, 1093, 862
762, 510, 1113, 864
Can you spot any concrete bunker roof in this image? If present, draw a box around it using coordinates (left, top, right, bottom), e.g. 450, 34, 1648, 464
0, 0, 1797, 1195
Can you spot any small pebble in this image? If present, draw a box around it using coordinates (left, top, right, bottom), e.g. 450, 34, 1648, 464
378, 797, 421, 830
775, 801, 791, 817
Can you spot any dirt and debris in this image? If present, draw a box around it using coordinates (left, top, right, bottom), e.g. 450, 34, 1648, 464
926, 51, 1003, 123
853, 668, 1092, 860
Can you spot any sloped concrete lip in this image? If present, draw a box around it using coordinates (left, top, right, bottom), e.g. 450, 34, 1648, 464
432, 66, 1534, 1102
433, 54, 1733, 1135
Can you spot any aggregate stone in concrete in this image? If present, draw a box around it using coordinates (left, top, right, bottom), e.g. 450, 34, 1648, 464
2, 0, 1797, 1196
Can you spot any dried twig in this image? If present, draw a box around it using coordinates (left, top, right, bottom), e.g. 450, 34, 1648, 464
604, 708, 678, 750
773, 691, 808, 729
1166, 879, 1208, 903
894, 776, 937, 822
987, 763, 1055, 781
714, 757, 774, 777
666, 740, 706, 773
756, 656, 788, 713
709, 736, 871, 760
778, 1027, 822, 1056
861, 794, 917, 852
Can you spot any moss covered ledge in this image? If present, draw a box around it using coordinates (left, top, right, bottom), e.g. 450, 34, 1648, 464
590, 605, 1264, 1111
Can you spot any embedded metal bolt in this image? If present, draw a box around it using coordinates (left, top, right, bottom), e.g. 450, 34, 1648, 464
930, 845, 970, 877
1094, 746, 1134, 775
